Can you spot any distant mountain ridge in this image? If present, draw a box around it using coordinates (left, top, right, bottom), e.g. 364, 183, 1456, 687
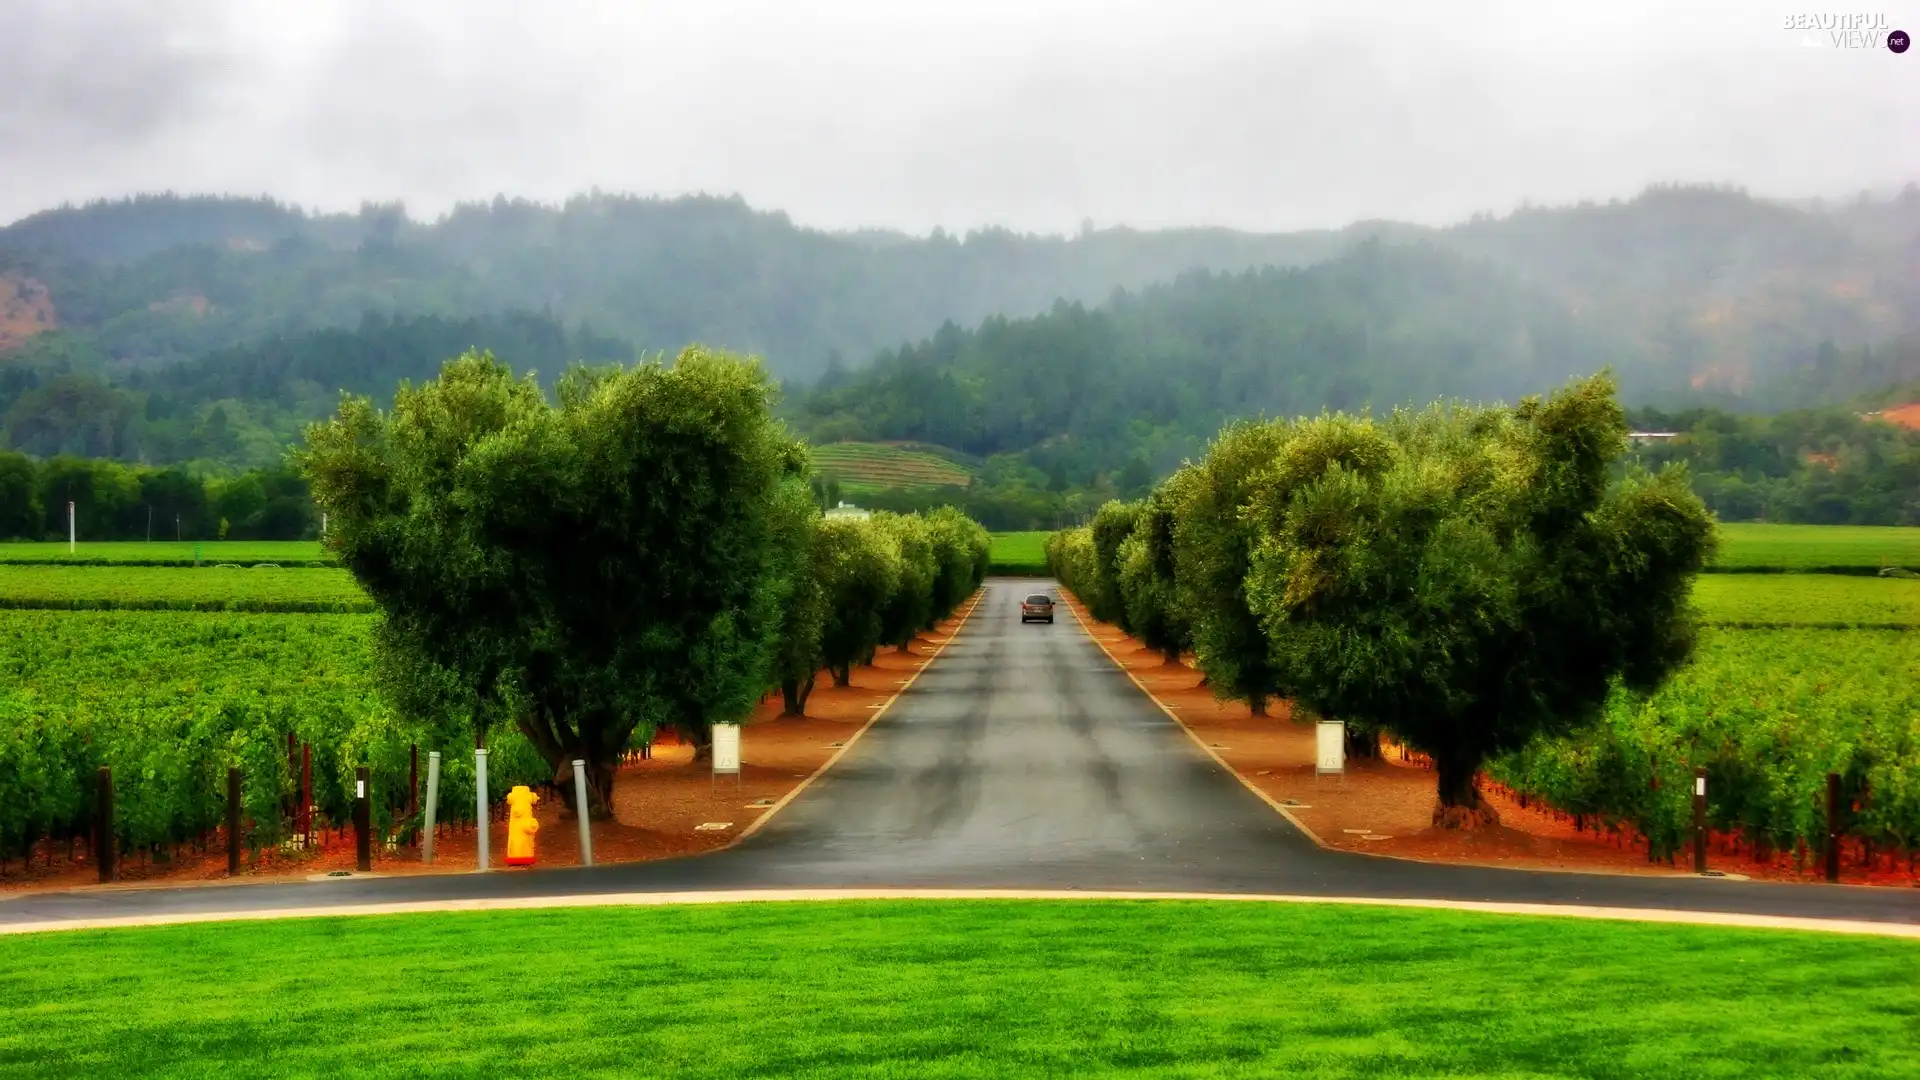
3, 183, 1915, 394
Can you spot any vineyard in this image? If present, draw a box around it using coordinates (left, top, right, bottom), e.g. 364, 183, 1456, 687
1487, 627, 1920, 866
1692, 573, 1920, 628
811, 442, 974, 493
1710, 523, 1920, 573
0, 565, 371, 612
0, 610, 556, 870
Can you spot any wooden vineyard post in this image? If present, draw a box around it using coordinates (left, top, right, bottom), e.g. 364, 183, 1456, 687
409, 744, 419, 847
1692, 768, 1708, 875
285, 732, 297, 826
300, 743, 312, 848
1825, 772, 1841, 884
354, 767, 371, 872
227, 767, 243, 876
95, 766, 115, 883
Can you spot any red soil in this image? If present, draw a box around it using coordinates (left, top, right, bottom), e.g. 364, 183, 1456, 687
1058, 591, 1918, 888
1875, 403, 1920, 430
0, 603, 977, 894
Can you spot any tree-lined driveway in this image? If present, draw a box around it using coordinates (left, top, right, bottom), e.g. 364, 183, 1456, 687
5, 580, 1915, 930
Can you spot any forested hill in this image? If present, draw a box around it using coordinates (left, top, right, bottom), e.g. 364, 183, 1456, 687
0, 193, 1353, 385
798, 241, 1634, 475
3, 184, 1916, 391
0, 312, 629, 469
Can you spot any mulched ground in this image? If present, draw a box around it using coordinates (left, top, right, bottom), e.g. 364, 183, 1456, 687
0, 603, 976, 894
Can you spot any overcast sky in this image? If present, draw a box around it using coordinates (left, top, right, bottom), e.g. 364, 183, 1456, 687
3, 0, 1916, 234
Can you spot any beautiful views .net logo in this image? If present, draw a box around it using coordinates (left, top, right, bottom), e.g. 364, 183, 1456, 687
1783, 12, 1911, 50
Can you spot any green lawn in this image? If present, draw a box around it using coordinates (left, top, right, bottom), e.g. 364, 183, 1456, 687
1712, 523, 1920, 572
1693, 573, 1920, 628
1, 901, 1913, 1078
0, 541, 331, 566
990, 531, 1049, 573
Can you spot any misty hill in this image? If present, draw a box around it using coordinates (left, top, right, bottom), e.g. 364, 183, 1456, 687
0, 312, 627, 468
798, 240, 1630, 480
3, 184, 1915, 393
0, 193, 1351, 384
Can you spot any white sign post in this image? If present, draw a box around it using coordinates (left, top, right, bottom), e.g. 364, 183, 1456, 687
68, 501, 75, 554
711, 723, 742, 791
1315, 720, 1346, 789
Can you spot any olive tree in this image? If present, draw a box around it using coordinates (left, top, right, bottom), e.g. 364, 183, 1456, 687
875, 511, 936, 652
1116, 476, 1194, 665
1171, 421, 1294, 716
1085, 500, 1140, 629
1245, 375, 1716, 828
769, 481, 828, 716
815, 517, 903, 690
299, 346, 805, 818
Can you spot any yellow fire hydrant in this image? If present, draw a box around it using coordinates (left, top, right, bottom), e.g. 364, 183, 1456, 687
505, 785, 539, 866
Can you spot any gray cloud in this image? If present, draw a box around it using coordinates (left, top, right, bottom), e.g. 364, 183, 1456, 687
1, 0, 1916, 231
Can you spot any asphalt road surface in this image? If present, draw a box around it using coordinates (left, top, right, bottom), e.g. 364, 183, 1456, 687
5, 579, 1915, 928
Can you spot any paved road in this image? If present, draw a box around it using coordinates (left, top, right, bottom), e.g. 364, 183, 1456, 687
5, 579, 1915, 928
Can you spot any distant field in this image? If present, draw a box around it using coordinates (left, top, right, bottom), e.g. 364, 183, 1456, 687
1711, 523, 1920, 572
812, 442, 973, 492
990, 531, 1049, 573
1692, 573, 1920, 628
0, 541, 331, 566
0, 565, 370, 612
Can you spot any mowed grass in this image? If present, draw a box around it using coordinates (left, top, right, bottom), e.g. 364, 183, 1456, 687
2, 901, 1914, 1079
0, 541, 330, 565
812, 442, 973, 490
990, 530, 1049, 573
1692, 573, 1920, 627
1712, 523, 1920, 571
0, 564, 370, 612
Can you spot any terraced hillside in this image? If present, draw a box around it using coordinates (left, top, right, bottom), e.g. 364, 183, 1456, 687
810, 442, 974, 493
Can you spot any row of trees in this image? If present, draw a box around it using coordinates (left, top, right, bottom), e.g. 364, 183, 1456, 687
1049, 373, 1717, 827
300, 347, 989, 816
0, 451, 313, 541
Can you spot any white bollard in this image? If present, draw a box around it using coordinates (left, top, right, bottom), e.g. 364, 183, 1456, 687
475, 747, 490, 872
571, 759, 594, 867
422, 751, 441, 864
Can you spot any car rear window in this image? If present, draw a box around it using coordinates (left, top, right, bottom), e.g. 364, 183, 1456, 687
1025, 594, 1052, 604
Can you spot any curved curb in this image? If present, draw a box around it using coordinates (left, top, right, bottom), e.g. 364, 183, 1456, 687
727, 586, 988, 845
1057, 589, 1329, 847
4, 888, 1914, 938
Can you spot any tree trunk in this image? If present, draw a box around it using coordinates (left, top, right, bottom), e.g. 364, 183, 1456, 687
1249, 694, 1267, 717
551, 757, 617, 821
896, 640, 914, 655
1432, 747, 1499, 829
832, 663, 851, 688
1344, 726, 1380, 761
1161, 646, 1182, 666
781, 674, 814, 717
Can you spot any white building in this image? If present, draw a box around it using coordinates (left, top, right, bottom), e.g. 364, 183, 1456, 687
823, 501, 871, 520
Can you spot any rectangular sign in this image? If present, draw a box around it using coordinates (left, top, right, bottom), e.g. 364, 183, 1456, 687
1315, 721, 1346, 775
711, 723, 742, 775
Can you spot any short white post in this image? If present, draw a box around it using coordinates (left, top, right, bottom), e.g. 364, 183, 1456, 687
321, 511, 328, 538
571, 759, 594, 866
474, 747, 490, 872
68, 501, 75, 553
422, 751, 441, 864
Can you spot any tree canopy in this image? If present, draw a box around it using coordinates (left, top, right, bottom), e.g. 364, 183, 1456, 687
1242, 375, 1716, 825
298, 346, 807, 815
